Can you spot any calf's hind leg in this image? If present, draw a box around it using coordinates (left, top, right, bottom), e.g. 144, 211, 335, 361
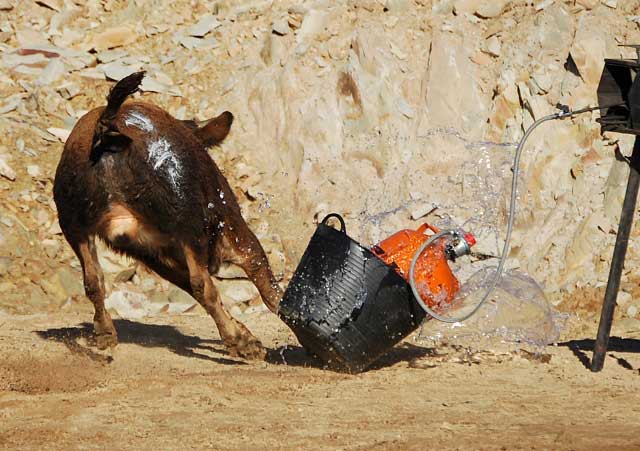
226, 223, 282, 314
183, 244, 266, 360
69, 235, 117, 349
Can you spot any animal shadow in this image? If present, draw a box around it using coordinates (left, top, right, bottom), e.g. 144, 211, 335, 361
559, 337, 640, 371
36, 319, 244, 366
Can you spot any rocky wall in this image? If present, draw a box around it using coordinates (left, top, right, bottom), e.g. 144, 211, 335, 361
1, 0, 640, 317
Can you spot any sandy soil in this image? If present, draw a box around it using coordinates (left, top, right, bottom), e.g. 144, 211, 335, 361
1, 310, 640, 451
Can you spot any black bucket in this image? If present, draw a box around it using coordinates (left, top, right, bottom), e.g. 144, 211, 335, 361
278, 213, 426, 372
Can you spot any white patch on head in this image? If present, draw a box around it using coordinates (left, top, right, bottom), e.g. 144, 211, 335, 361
148, 138, 183, 195
125, 110, 154, 132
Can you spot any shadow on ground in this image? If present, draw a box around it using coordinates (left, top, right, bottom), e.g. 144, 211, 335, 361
559, 337, 640, 371
36, 319, 242, 366
267, 342, 434, 373
37, 320, 435, 372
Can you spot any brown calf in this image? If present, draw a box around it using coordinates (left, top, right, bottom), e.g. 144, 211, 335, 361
53, 72, 282, 360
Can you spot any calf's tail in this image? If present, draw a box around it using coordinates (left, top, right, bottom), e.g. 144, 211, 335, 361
90, 71, 146, 163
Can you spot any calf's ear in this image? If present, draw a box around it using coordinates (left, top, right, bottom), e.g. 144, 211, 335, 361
195, 111, 234, 147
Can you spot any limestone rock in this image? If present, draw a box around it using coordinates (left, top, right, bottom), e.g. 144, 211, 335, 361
40, 268, 83, 303
37, 58, 66, 85
0, 281, 15, 293
411, 202, 438, 220
140, 76, 182, 96
0, 94, 26, 115
535, 0, 555, 11
215, 262, 247, 279
42, 239, 61, 259
97, 241, 135, 274
91, 26, 138, 51
27, 285, 50, 308
476, 0, 510, 18
576, 0, 598, 8
168, 287, 194, 305
140, 277, 156, 292
267, 248, 286, 281
27, 165, 41, 178
569, 14, 611, 87
57, 268, 84, 298
425, 32, 487, 136
485, 36, 501, 57
296, 9, 328, 46
36, 0, 62, 11
187, 14, 221, 37
105, 290, 159, 319
603, 156, 629, 221
272, 16, 289, 36
101, 60, 142, 81
48, 222, 62, 236
617, 290, 632, 307
218, 279, 260, 305
114, 267, 136, 283
432, 0, 454, 14
470, 50, 492, 66
453, 0, 479, 14
385, 0, 412, 13
563, 214, 604, 282
46, 128, 71, 142
0, 155, 16, 181
472, 227, 505, 258
0, 256, 11, 276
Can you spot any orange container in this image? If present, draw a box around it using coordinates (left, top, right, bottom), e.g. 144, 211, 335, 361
372, 224, 462, 312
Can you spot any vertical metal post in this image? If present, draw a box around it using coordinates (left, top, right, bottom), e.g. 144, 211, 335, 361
591, 136, 640, 372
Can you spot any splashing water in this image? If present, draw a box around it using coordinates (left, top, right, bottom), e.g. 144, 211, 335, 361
417, 268, 567, 349
350, 127, 519, 245
279, 344, 289, 365
344, 127, 565, 345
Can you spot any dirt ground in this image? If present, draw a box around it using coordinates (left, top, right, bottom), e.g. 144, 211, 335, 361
1, 310, 640, 451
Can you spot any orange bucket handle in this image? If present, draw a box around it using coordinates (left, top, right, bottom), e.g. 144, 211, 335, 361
416, 222, 440, 235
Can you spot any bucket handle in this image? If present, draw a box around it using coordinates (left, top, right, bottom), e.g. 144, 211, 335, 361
321, 213, 346, 233
417, 222, 440, 235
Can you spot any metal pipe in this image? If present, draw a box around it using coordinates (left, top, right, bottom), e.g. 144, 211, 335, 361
591, 136, 640, 372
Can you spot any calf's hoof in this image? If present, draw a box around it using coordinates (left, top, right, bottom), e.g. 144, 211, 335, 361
95, 332, 118, 350
227, 335, 266, 361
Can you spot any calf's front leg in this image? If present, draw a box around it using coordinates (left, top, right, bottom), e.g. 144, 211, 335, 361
183, 244, 266, 360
